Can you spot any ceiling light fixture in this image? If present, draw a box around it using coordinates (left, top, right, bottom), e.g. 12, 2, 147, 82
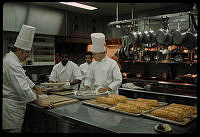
59, 2, 98, 10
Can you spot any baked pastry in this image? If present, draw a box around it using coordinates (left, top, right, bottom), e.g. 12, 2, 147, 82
162, 106, 189, 117
136, 98, 160, 107
108, 94, 128, 103
127, 100, 152, 111
168, 103, 197, 115
96, 96, 117, 105
151, 109, 184, 122
115, 103, 142, 114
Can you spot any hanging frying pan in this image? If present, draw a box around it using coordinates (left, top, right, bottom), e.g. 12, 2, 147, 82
156, 28, 168, 45
149, 29, 157, 47
119, 47, 125, 59
137, 31, 143, 46
129, 31, 138, 45
165, 29, 173, 46
142, 31, 151, 44
182, 31, 197, 49
182, 12, 197, 50
172, 22, 187, 45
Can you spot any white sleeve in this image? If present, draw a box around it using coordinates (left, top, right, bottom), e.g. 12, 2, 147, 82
49, 65, 58, 82
26, 76, 35, 88
79, 64, 87, 79
8, 65, 37, 103
108, 62, 122, 91
84, 65, 94, 88
73, 64, 82, 80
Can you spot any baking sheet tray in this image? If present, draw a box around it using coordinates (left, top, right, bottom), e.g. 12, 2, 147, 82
39, 95, 79, 108
142, 110, 197, 126
108, 101, 168, 117
40, 95, 73, 103
71, 93, 108, 100
82, 99, 115, 110
49, 90, 74, 95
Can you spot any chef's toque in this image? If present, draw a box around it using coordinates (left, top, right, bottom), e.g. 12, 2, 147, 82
14, 24, 36, 51
91, 33, 105, 53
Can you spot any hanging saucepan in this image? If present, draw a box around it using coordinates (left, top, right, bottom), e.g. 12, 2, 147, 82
181, 12, 197, 50
128, 46, 135, 60
148, 29, 157, 48
125, 43, 131, 58
122, 45, 127, 59
142, 31, 151, 47
119, 47, 126, 60
165, 29, 173, 46
172, 22, 187, 45
118, 47, 124, 59
182, 30, 197, 50
129, 31, 138, 45
121, 35, 132, 48
137, 31, 143, 46
156, 28, 168, 47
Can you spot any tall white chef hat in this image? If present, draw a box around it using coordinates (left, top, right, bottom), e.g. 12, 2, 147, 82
14, 24, 36, 51
91, 33, 105, 53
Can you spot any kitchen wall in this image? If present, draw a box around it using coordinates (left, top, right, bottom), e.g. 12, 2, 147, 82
3, 2, 66, 35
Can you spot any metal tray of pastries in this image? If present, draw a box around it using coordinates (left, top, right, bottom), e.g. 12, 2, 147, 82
82, 99, 115, 110
108, 98, 168, 117
82, 94, 128, 110
142, 103, 197, 126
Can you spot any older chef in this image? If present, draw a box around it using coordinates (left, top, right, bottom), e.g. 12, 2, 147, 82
49, 50, 82, 90
79, 51, 93, 89
3, 25, 53, 133
84, 33, 122, 94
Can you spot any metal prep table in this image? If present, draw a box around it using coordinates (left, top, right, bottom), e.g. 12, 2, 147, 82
22, 98, 196, 133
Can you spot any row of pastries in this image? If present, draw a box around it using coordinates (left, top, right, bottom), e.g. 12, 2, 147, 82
95, 94, 197, 123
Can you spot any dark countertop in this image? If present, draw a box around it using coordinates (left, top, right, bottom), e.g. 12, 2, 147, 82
122, 78, 197, 97
119, 88, 197, 99
27, 99, 196, 133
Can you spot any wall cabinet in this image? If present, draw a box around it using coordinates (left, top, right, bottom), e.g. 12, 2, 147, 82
66, 11, 106, 43
31, 36, 55, 65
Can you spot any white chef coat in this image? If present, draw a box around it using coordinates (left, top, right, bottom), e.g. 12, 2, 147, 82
49, 61, 82, 90
84, 56, 122, 94
3, 51, 37, 131
79, 62, 91, 89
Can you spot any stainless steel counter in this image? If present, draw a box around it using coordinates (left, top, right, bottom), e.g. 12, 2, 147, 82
119, 88, 197, 99
24, 99, 196, 133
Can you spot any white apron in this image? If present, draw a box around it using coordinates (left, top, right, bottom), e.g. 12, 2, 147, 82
3, 51, 37, 130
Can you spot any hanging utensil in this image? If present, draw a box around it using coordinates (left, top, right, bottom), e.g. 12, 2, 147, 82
172, 14, 187, 45
148, 18, 157, 47
182, 12, 197, 50
129, 31, 138, 45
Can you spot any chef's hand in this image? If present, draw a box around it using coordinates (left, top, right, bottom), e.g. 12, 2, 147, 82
32, 86, 44, 95
34, 99, 54, 109
79, 85, 89, 91
63, 81, 71, 89
98, 87, 112, 93
41, 99, 54, 109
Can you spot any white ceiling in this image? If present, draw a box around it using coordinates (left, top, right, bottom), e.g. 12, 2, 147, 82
28, 2, 193, 17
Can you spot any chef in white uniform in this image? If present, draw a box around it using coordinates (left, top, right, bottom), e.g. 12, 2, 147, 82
79, 51, 93, 89
84, 33, 122, 94
3, 25, 53, 133
49, 50, 82, 90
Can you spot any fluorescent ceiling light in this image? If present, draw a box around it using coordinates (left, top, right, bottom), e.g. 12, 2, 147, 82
59, 2, 97, 10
